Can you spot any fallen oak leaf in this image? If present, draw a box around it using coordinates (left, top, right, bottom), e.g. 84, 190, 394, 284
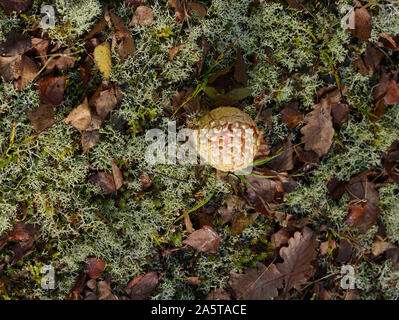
182, 225, 220, 253
276, 227, 318, 293
26, 104, 54, 132
229, 263, 283, 300
68, 273, 87, 300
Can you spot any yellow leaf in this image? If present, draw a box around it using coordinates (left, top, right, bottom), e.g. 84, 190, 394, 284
94, 42, 111, 79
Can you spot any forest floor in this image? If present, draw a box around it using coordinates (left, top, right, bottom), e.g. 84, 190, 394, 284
1, 0, 399, 300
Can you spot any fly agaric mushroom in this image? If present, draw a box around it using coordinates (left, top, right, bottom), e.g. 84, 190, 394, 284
194, 106, 261, 172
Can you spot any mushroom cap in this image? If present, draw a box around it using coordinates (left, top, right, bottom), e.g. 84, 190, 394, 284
195, 106, 260, 172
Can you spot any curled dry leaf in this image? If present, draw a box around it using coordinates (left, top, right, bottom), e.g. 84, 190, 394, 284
188, 2, 207, 18
382, 141, 399, 184
231, 212, 258, 235
182, 225, 220, 253
26, 104, 54, 132
64, 97, 92, 131
347, 3, 372, 40
344, 171, 380, 233
234, 47, 248, 85
118, 36, 135, 61
111, 158, 123, 190
169, 44, 184, 60
93, 41, 112, 79
89, 81, 123, 120
109, 11, 131, 39
68, 273, 87, 300
139, 171, 152, 190
129, 5, 154, 26
89, 172, 116, 195
229, 263, 283, 300
86, 258, 105, 279
0, 222, 41, 266
168, 0, 185, 22
373, 71, 399, 106
126, 272, 159, 300
301, 98, 334, 158
371, 237, 396, 257
38, 76, 66, 106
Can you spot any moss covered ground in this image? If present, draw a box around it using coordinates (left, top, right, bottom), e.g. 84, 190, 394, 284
1, 0, 399, 300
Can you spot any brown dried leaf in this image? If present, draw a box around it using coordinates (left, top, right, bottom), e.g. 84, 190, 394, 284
68, 273, 87, 300
371, 237, 396, 257
182, 225, 220, 253
300, 99, 334, 157
139, 171, 152, 190
205, 288, 231, 300
0, 55, 21, 81
285, 0, 303, 10
64, 97, 92, 131
118, 36, 135, 61
111, 158, 123, 190
229, 263, 283, 300
331, 103, 349, 124
267, 138, 294, 172
377, 33, 399, 51
336, 239, 353, 263
344, 171, 380, 233
271, 228, 291, 249
281, 101, 302, 128
348, 5, 372, 40
97, 276, 118, 300
26, 104, 54, 132
0, 31, 31, 56
276, 227, 318, 293
38, 76, 66, 106
109, 11, 131, 38
89, 81, 123, 120
234, 47, 248, 85
0, 0, 32, 13
81, 130, 99, 154
126, 272, 159, 300
86, 258, 105, 279
231, 212, 257, 235
169, 44, 184, 60
47, 49, 76, 72
14, 55, 38, 89
373, 71, 399, 106
0, 222, 41, 266
168, 0, 185, 22
89, 172, 116, 195
188, 2, 206, 18
382, 141, 399, 184
319, 240, 336, 256
129, 5, 154, 26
